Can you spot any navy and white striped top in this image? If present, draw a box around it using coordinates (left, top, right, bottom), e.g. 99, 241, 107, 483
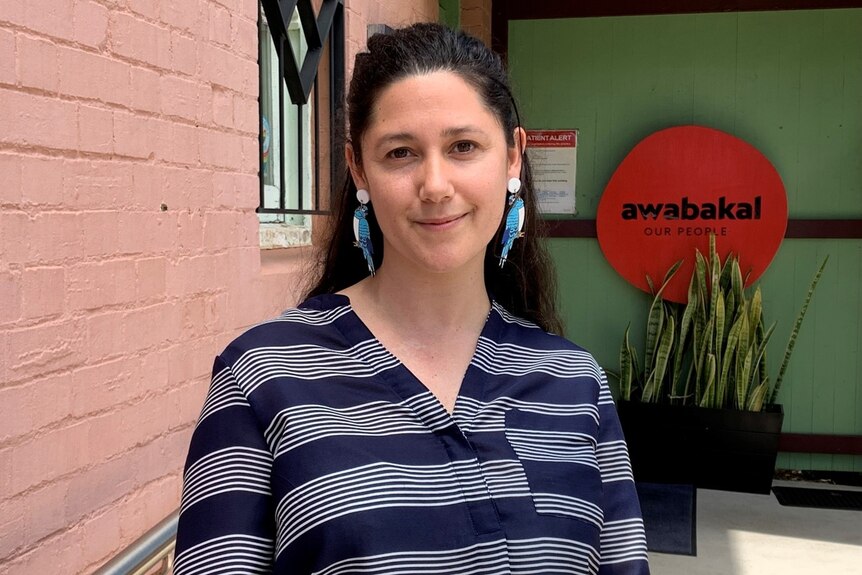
174, 294, 649, 574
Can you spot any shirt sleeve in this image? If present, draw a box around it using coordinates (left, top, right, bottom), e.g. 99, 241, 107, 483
173, 355, 276, 575
595, 369, 651, 575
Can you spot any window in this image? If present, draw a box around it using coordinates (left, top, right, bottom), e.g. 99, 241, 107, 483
257, 0, 344, 248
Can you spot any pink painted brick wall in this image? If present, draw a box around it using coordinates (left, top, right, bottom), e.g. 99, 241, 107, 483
0, 0, 437, 573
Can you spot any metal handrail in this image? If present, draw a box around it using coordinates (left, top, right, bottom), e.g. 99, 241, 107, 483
92, 510, 178, 575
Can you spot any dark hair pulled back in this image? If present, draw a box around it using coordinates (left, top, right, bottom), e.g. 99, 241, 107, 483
305, 22, 562, 335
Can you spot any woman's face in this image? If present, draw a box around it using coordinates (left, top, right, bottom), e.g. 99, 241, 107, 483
348, 70, 523, 277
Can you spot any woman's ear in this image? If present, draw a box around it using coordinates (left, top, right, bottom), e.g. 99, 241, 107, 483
508, 127, 527, 180
346, 144, 368, 189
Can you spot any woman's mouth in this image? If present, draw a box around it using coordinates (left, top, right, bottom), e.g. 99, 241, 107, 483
415, 214, 466, 229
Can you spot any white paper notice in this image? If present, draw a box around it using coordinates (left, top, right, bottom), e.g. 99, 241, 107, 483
526, 130, 578, 215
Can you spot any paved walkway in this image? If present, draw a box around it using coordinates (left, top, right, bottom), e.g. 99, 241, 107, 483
649, 480, 862, 574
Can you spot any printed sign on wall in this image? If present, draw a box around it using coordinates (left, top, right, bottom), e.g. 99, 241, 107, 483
596, 125, 788, 303
526, 130, 578, 214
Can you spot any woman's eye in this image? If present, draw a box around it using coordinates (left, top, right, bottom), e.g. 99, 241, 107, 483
388, 148, 411, 159
453, 141, 475, 153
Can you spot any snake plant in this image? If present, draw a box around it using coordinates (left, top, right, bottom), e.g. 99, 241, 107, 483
619, 235, 827, 411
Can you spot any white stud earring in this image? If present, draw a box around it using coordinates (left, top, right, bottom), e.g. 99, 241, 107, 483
356, 188, 370, 205
507, 177, 522, 194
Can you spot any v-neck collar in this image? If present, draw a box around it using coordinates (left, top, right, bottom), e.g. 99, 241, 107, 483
309, 293, 502, 429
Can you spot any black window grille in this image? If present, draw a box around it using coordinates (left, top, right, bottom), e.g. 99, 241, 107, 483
258, 0, 344, 216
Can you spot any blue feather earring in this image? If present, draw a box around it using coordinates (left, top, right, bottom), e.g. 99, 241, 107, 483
353, 188, 375, 276
499, 177, 525, 268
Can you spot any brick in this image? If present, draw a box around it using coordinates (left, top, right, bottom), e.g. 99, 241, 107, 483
174, 209, 204, 252
137, 350, 171, 397
5, 320, 86, 385
235, 172, 259, 209
211, 171, 237, 209
197, 82, 213, 125
203, 210, 236, 251
239, 0, 258, 21
16, 34, 59, 93
118, 475, 181, 545
0, 271, 21, 325
21, 155, 63, 206
22, 478, 70, 545
208, 2, 232, 46
127, 0, 159, 20
63, 159, 132, 209
113, 111, 155, 160
129, 65, 161, 113
69, 357, 134, 418
0, 492, 27, 558
7, 417, 91, 496
0, 331, 6, 393
23, 0, 74, 43
80, 211, 120, 258
111, 12, 171, 70
21, 266, 65, 319
240, 133, 259, 173
67, 259, 136, 311
3, 524, 84, 575
211, 0, 241, 14
0, 1, 25, 26
135, 257, 167, 301
160, 0, 203, 34
0, 211, 29, 266
85, 310, 126, 360
73, 0, 109, 49
0, 88, 77, 150
167, 340, 214, 389
199, 41, 247, 92
0, 154, 22, 207
232, 13, 257, 59
25, 212, 83, 264
205, 291, 229, 333
166, 254, 219, 296
163, 165, 211, 209
65, 454, 137, 530
170, 31, 197, 76
124, 300, 181, 351
78, 104, 114, 155
58, 46, 130, 107
149, 117, 199, 165
77, 505, 123, 570
199, 127, 242, 170
212, 88, 233, 128
160, 75, 199, 120
0, 28, 14, 86
233, 95, 257, 133
117, 211, 176, 256
0, 374, 72, 444
130, 162, 161, 210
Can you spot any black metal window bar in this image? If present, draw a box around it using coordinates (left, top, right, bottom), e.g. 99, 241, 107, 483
258, 0, 344, 216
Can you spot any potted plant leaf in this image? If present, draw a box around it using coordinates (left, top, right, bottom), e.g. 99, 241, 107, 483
615, 234, 827, 494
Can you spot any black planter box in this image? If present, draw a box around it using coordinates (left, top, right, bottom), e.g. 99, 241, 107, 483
617, 401, 784, 494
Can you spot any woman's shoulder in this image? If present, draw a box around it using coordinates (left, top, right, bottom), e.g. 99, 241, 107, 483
218, 293, 352, 365
490, 301, 587, 352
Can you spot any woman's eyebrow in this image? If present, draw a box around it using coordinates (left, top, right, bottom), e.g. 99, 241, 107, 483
375, 126, 486, 148
441, 125, 486, 138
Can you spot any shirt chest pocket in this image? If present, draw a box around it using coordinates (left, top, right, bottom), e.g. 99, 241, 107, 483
504, 408, 604, 529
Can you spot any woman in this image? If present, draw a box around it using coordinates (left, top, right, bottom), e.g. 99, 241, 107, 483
174, 23, 649, 575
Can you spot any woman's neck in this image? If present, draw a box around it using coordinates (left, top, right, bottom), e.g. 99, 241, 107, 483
342, 260, 491, 341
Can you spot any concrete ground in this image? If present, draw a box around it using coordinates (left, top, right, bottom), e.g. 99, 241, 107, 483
648, 480, 862, 574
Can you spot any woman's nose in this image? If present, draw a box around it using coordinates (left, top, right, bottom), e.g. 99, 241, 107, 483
417, 156, 454, 203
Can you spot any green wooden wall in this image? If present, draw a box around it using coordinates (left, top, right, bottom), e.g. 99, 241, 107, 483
508, 9, 862, 472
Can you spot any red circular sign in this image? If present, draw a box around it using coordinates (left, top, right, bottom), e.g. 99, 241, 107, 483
597, 126, 788, 303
